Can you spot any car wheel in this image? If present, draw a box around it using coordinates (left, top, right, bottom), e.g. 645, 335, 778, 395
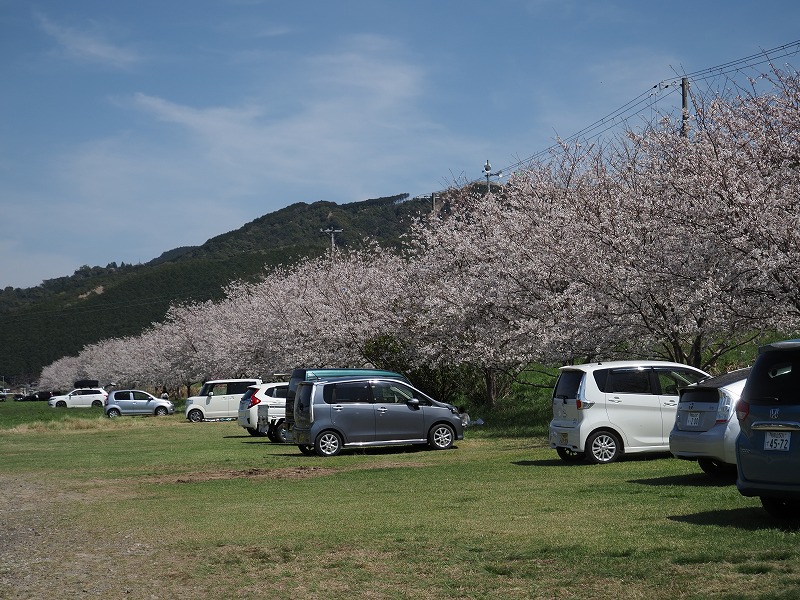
297, 444, 315, 455
187, 409, 204, 423
760, 496, 800, 520
56, 400, 67, 408
275, 422, 288, 443
556, 447, 585, 463
107, 408, 121, 418
91, 400, 103, 407
315, 431, 343, 457
247, 427, 265, 437
697, 458, 736, 479
585, 430, 622, 464
154, 406, 169, 417
428, 423, 455, 450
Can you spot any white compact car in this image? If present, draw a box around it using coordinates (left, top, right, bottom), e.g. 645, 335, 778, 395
48, 388, 108, 408
185, 379, 262, 422
549, 360, 709, 464
237, 382, 289, 442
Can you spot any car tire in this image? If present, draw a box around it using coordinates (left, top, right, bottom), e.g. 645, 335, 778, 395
760, 496, 800, 520
297, 444, 315, 455
315, 431, 343, 457
428, 423, 455, 450
154, 406, 169, 417
247, 427, 266, 437
187, 409, 204, 423
91, 400, 103, 407
697, 458, 736, 479
585, 430, 622, 464
56, 400, 67, 408
556, 447, 585, 463
107, 408, 121, 418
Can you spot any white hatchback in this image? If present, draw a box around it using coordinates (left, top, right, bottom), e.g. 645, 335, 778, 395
237, 382, 289, 442
549, 361, 708, 464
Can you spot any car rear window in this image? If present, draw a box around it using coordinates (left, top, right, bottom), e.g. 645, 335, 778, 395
745, 349, 800, 406
679, 388, 719, 404
553, 370, 585, 399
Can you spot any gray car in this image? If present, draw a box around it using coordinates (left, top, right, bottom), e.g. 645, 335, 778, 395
292, 377, 464, 457
105, 390, 175, 418
736, 339, 800, 520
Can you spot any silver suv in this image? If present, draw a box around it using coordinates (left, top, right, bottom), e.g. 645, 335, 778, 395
292, 378, 464, 456
736, 339, 800, 520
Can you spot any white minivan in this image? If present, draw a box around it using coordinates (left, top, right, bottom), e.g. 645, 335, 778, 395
549, 360, 708, 464
185, 378, 261, 422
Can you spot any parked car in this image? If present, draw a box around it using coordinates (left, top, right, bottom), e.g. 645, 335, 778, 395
549, 360, 709, 464
237, 382, 289, 441
292, 377, 464, 456
736, 339, 800, 520
18, 390, 64, 402
105, 390, 175, 417
669, 369, 750, 477
284, 368, 410, 441
185, 378, 262, 422
48, 388, 108, 408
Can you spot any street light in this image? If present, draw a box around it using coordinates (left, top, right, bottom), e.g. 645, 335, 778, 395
483, 159, 502, 194
320, 228, 343, 254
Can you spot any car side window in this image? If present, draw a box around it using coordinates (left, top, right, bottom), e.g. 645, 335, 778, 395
132, 391, 149, 400
607, 369, 653, 394
655, 368, 705, 395
371, 382, 415, 404
227, 382, 253, 395
331, 383, 371, 403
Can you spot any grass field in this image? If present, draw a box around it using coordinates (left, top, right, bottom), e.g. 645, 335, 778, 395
1, 401, 798, 599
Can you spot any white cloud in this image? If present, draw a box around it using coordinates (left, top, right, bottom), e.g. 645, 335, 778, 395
35, 12, 141, 68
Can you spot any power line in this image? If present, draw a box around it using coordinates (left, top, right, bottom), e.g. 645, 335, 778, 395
458, 39, 800, 189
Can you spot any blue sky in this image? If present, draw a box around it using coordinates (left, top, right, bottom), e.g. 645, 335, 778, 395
2, 0, 799, 289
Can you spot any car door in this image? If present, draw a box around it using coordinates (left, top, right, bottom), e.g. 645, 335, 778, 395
655, 367, 708, 441
72, 390, 91, 407
329, 382, 375, 443
371, 381, 426, 442
131, 391, 153, 414
603, 368, 663, 448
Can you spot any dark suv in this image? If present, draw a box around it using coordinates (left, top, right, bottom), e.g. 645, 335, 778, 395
736, 339, 800, 519
292, 377, 464, 456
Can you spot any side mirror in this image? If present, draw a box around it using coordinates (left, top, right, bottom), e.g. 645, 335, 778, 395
207, 391, 214, 397
406, 398, 421, 409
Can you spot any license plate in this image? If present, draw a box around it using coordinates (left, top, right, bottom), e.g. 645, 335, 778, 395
559, 433, 569, 445
687, 412, 700, 427
764, 431, 791, 451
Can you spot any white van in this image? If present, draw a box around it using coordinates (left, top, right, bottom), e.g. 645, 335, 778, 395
185, 378, 261, 422
549, 361, 708, 464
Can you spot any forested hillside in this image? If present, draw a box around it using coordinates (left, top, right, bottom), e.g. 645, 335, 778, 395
0, 194, 431, 385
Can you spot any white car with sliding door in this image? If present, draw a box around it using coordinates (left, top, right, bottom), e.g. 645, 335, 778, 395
185, 378, 261, 422
549, 360, 709, 464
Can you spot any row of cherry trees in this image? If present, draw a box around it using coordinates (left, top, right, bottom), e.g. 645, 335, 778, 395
40, 66, 800, 404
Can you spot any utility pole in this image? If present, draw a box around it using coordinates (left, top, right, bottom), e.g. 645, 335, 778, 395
483, 160, 502, 194
320, 228, 342, 254
681, 77, 689, 138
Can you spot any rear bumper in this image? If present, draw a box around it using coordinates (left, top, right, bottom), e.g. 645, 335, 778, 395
669, 426, 736, 464
549, 425, 581, 451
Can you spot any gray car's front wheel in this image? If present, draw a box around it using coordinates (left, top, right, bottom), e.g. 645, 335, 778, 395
428, 424, 455, 450
154, 406, 169, 416
315, 431, 343, 457
585, 430, 621, 464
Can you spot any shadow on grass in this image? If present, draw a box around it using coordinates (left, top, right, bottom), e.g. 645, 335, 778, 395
630, 472, 736, 487
668, 507, 800, 531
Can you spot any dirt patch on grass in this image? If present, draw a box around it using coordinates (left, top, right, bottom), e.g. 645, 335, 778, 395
151, 465, 336, 484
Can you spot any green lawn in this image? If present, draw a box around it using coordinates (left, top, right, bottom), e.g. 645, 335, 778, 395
1, 401, 797, 599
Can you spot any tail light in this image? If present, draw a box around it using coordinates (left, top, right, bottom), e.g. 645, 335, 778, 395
735, 398, 750, 422
716, 390, 735, 423
247, 392, 262, 409
576, 399, 594, 410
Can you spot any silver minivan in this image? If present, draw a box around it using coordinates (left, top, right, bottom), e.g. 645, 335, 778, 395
292, 378, 464, 456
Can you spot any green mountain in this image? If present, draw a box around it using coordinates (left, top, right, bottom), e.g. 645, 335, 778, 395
0, 194, 432, 385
